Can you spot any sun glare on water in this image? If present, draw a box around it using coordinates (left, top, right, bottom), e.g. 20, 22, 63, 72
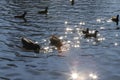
71, 72, 79, 79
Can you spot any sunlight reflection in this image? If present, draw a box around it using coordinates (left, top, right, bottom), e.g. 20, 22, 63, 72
87, 39, 90, 42
67, 40, 71, 43
61, 42, 71, 51
65, 32, 68, 34
107, 19, 112, 22
93, 42, 97, 45
89, 30, 95, 34
89, 73, 98, 79
65, 21, 68, 25
59, 36, 64, 39
73, 37, 79, 40
79, 22, 85, 25
76, 41, 80, 44
96, 19, 101, 23
100, 26, 105, 30
76, 28, 80, 31
44, 46, 49, 50
97, 33, 101, 37
114, 42, 118, 46
66, 27, 73, 31
69, 71, 84, 80
74, 25, 77, 28
71, 72, 79, 79
44, 46, 53, 52
97, 37, 105, 42
67, 68, 98, 80
35, 41, 38, 44
69, 72, 98, 80
115, 34, 118, 37
74, 45, 80, 48
42, 39, 47, 43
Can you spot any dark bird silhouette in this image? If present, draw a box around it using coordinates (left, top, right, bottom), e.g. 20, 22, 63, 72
50, 35, 62, 52
14, 11, 27, 19
111, 15, 119, 25
38, 7, 48, 15
70, 0, 74, 5
82, 28, 89, 34
21, 37, 40, 53
84, 30, 99, 38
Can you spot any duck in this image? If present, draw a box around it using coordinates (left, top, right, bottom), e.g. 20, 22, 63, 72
14, 11, 27, 19
82, 28, 89, 34
84, 30, 99, 38
38, 7, 48, 15
70, 0, 74, 5
21, 37, 40, 53
111, 15, 119, 25
50, 35, 62, 52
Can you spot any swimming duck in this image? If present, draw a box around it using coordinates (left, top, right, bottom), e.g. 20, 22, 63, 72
50, 35, 62, 52
14, 11, 27, 19
21, 37, 40, 53
84, 30, 98, 38
82, 28, 89, 34
38, 7, 48, 15
111, 15, 119, 25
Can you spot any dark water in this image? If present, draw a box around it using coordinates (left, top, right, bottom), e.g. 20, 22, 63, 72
0, 0, 120, 80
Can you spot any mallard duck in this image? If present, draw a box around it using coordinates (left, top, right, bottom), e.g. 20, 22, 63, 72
14, 11, 27, 19
82, 28, 89, 34
84, 30, 98, 38
111, 15, 119, 25
38, 7, 48, 15
50, 35, 62, 52
21, 37, 40, 53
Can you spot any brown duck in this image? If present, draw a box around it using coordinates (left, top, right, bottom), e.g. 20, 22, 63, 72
111, 15, 119, 25
14, 11, 27, 19
84, 30, 98, 38
38, 7, 48, 15
50, 35, 62, 52
21, 37, 40, 53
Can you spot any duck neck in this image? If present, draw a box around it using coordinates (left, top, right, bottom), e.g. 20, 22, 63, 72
86, 28, 89, 33
22, 12, 26, 18
94, 31, 98, 38
117, 15, 119, 20
45, 8, 48, 13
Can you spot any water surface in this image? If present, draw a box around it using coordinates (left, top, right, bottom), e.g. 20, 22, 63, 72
0, 0, 120, 80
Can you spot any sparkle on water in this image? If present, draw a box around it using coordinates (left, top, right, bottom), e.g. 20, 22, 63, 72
71, 72, 79, 79
89, 73, 98, 79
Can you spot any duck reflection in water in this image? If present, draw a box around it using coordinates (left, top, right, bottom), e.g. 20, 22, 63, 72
21, 37, 40, 53
50, 35, 63, 53
14, 11, 27, 22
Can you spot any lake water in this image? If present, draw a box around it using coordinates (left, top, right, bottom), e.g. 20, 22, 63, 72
0, 0, 120, 80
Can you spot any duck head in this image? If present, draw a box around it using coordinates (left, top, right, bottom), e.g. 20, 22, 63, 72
117, 15, 119, 19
